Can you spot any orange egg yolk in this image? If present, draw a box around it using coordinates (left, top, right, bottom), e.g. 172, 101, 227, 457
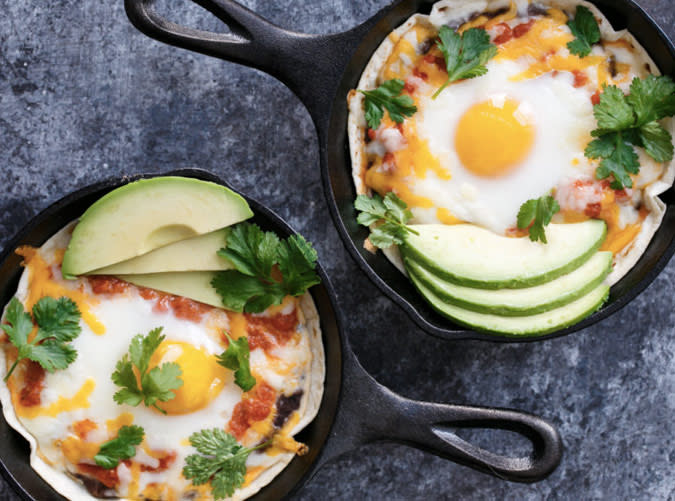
454, 98, 535, 177
148, 341, 228, 415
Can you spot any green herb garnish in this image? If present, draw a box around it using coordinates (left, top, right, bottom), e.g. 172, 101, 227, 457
566, 5, 601, 58
183, 428, 270, 500
354, 192, 419, 249
517, 195, 561, 244
94, 425, 145, 469
433, 26, 497, 99
585, 75, 675, 189
217, 334, 255, 392
359, 79, 417, 130
212, 223, 320, 313
111, 327, 183, 414
2, 296, 81, 381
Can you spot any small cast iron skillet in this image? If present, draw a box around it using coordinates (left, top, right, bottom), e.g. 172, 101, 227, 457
0, 169, 562, 500
124, 0, 675, 342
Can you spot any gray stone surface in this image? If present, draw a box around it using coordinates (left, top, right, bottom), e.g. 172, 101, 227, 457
0, 0, 673, 500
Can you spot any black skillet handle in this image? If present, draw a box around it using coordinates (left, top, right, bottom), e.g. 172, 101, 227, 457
318, 356, 563, 484
124, 0, 378, 127
387, 394, 563, 481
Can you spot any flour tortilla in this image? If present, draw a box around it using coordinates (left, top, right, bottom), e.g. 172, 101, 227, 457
347, 0, 674, 285
0, 221, 325, 501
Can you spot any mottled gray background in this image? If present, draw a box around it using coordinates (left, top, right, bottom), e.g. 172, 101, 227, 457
0, 0, 673, 500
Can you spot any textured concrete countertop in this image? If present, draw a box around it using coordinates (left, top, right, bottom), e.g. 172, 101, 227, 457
0, 1, 673, 499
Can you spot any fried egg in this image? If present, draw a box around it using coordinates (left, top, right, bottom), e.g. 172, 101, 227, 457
0, 222, 324, 500
348, 0, 674, 284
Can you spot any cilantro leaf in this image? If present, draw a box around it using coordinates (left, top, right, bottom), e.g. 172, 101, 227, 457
27, 341, 77, 373
111, 355, 143, 407
276, 235, 321, 297
433, 27, 497, 99
566, 5, 600, 57
142, 362, 183, 407
590, 132, 640, 189
2, 296, 82, 381
111, 327, 183, 413
584, 76, 675, 189
354, 192, 418, 249
212, 224, 320, 313
183, 429, 270, 500
217, 334, 256, 392
639, 121, 674, 163
218, 224, 279, 278
359, 79, 417, 129
31, 297, 81, 343
94, 425, 145, 469
626, 74, 675, 125
517, 195, 560, 244
592, 85, 635, 132
211, 271, 279, 314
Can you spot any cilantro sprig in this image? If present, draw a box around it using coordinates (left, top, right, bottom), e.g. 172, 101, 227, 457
217, 334, 255, 392
359, 79, 417, 130
111, 327, 183, 414
354, 192, 419, 249
2, 296, 81, 381
432, 26, 497, 99
94, 425, 145, 469
566, 5, 601, 57
585, 75, 675, 189
517, 195, 561, 244
183, 428, 270, 500
211, 223, 320, 314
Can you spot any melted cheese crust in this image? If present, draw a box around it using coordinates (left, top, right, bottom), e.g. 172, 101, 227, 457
0, 222, 325, 501
348, 0, 674, 284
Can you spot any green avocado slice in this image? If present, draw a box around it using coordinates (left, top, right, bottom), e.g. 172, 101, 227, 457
91, 228, 232, 275
404, 251, 612, 316
408, 271, 609, 337
402, 221, 607, 289
62, 177, 252, 279
116, 272, 222, 308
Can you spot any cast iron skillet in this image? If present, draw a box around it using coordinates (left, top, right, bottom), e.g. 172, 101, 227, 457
0, 169, 562, 500
124, 0, 675, 342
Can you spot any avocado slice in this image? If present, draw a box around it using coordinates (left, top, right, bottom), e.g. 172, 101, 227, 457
402, 221, 606, 289
405, 251, 612, 316
91, 228, 232, 275
61, 177, 253, 279
408, 271, 609, 336
117, 272, 222, 308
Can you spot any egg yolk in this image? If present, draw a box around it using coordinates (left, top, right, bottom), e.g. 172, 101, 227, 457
148, 341, 228, 415
455, 98, 535, 177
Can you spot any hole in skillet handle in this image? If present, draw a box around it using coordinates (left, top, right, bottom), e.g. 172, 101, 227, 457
0, 168, 343, 501
324, 0, 675, 343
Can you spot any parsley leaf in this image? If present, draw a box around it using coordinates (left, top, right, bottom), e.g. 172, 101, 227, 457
2, 297, 81, 381
359, 79, 417, 129
354, 192, 419, 249
433, 26, 497, 99
183, 429, 270, 500
584, 75, 675, 189
94, 425, 145, 469
217, 334, 255, 392
566, 5, 601, 57
212, 224, 320, 314
517, 195, 561, 244
111, 327, 183, 414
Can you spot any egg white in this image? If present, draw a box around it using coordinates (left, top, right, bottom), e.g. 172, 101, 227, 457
414, 59, 596, 233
